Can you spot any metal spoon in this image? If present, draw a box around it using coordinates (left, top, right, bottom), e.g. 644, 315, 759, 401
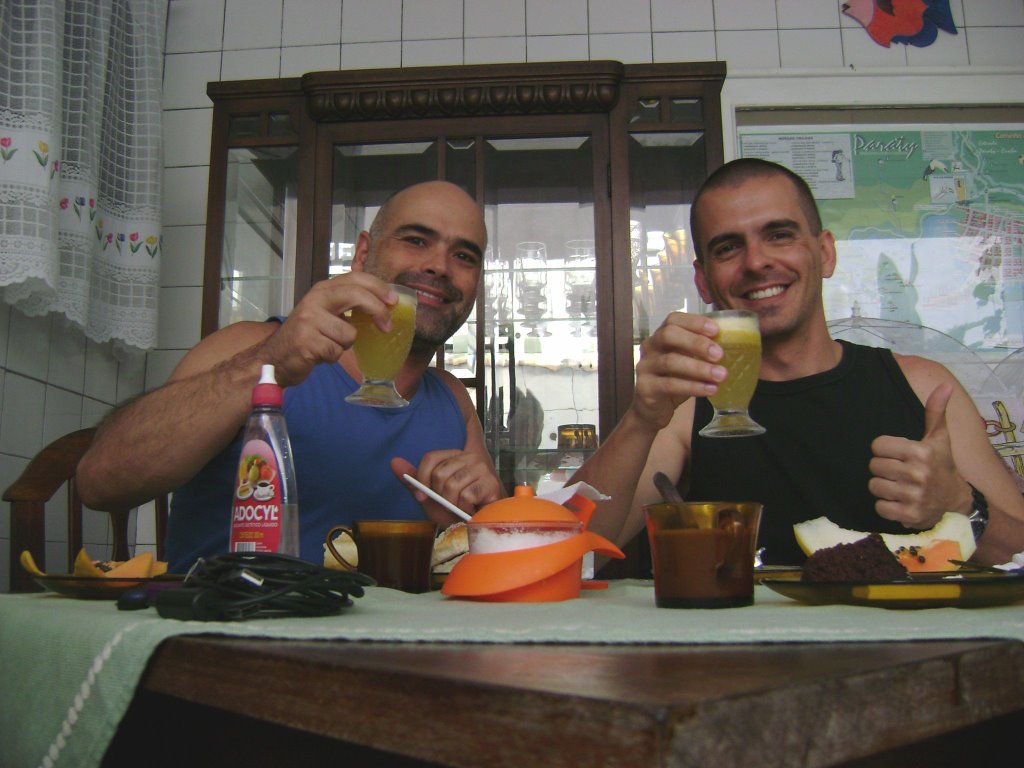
653, 472, 684, 504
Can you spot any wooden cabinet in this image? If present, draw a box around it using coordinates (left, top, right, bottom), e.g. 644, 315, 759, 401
203, 61, 725, 483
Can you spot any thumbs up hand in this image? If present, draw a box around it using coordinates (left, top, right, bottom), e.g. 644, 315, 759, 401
868, 383, 969, 529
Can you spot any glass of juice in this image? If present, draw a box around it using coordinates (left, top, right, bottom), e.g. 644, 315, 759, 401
345, 284, 417, 408
698, 309, 766, 437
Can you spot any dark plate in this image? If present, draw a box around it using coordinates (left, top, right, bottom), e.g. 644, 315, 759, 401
33, 574, 186, 600
762, 570, 1024, 609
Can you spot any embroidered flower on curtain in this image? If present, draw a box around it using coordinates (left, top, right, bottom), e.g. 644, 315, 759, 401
0, 0, 167, 352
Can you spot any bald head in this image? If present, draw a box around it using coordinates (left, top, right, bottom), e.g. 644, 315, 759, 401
369, 181, 486, 254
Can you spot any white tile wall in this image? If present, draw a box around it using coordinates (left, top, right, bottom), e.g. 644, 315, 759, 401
160, 225, 207, 287
466, 0, 526, 37
527, 34, 589, 62
962, 0, 1024, 27
715, 30, 780, 70
163, 166, 210, 227
46, 316, 86, 392
281, 43, 340, 75
223, 0, 283, 50
776, 0, 841, 29
402, 38, 464, 67
163, 52, 222, 109
165, 0, 226, 54
404, 0, 464, 41
0, 373, 46, 457
465, 36, 526, 64
342, 0, 402, 43
652, 0, 714, 31
83, 340, 119, 402
156, 286, 203, 350
779, 29, 844, 69
653, 31, 716, 63
589, 0, 651, 34
221, 48, 281, 80
283, 0, 343, 47
340, 41, 403, 70
526, 0, 588, 36
42, 386, 84, 446
7, 310, 51, 380
713, 0, 778, 31
5, 0, 1023, 592
163, 108, 214, 168
966, 27, 1024, 66
590, 33, 653, 64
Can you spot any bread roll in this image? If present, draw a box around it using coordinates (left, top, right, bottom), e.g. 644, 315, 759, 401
431, 522, 468, 568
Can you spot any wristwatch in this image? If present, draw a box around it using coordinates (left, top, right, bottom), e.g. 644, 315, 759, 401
966, 483, 989, 540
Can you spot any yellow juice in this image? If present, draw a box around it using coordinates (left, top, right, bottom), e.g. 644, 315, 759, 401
709, 322, 761, 412
350, 292, 416, 381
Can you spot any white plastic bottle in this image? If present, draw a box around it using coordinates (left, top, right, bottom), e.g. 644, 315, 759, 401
229, 364, 299, 556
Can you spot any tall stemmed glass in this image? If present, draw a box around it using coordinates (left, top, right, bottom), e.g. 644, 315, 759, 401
515, 241, 549, 337
698, 310, 766, 437
346, 284, 418, 408
565, 239, 596, 337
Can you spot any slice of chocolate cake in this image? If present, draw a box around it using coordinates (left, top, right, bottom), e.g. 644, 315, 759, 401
801, 533, 909, 582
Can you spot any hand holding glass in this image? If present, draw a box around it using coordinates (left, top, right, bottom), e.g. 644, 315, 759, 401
699, 309, 766, 437
346, 284, 417, 408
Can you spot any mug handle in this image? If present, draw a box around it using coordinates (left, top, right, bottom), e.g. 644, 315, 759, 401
325, 525, 357, 570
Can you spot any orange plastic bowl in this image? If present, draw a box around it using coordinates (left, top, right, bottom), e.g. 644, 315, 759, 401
442, 530, 624, 602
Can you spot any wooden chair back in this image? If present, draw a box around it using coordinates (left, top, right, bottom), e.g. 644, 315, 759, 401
4, 428, 168, 593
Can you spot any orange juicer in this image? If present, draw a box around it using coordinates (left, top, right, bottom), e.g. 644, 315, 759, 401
441, 485, 624, 602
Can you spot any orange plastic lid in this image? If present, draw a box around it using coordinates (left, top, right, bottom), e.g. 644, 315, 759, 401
471, 484, 579, 524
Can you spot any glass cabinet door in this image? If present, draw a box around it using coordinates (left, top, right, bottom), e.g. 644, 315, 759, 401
477, 135, 600, 492
218, 146, 299, 327
323, 131, 603, 493
625, 96, 713, 357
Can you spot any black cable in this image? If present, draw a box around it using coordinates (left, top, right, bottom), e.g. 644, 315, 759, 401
154, 552, 375, 621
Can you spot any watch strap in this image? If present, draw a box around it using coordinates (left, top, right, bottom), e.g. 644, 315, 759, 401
966, 483, 989, 540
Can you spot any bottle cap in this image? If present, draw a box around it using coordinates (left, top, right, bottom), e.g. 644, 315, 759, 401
252, 364, 283, 407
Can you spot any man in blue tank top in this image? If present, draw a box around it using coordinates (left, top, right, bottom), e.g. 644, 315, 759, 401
76, 181, 504, 571
573, 159, 1024, 566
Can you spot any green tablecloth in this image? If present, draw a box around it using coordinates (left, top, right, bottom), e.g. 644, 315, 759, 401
3, 580, 1024, 768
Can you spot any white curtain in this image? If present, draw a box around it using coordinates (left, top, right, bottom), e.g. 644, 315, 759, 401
0, 0, 166, 351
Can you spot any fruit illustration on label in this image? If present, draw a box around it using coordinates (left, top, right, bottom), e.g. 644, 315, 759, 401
230, 439, 284, 553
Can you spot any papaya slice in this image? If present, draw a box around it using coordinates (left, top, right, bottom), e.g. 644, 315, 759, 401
106, 551, 154, 578
19, 550, 46, 577
895, 539, 962, 573
73, 548, 107, 577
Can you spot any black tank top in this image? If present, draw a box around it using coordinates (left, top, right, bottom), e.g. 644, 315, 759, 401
688, 341, 925, 565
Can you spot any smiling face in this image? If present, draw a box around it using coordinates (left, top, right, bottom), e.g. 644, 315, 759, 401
692, 173, 836, 343
356, 181, 487, 354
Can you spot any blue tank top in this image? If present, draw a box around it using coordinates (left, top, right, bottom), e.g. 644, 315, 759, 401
688, 341, 926, 565
166, 364, 467, 572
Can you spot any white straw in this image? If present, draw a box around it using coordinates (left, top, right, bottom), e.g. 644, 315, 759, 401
401, 474, 473, 522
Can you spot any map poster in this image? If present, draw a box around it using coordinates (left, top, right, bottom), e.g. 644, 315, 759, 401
738, 127, 1024, 354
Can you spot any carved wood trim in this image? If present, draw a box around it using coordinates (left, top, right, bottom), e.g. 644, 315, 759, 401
302, 61, 626, 122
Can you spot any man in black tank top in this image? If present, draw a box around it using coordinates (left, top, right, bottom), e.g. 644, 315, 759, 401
572, 159, 1024, 566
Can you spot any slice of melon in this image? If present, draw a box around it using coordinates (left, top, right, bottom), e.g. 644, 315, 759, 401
794, 511, 976, 564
